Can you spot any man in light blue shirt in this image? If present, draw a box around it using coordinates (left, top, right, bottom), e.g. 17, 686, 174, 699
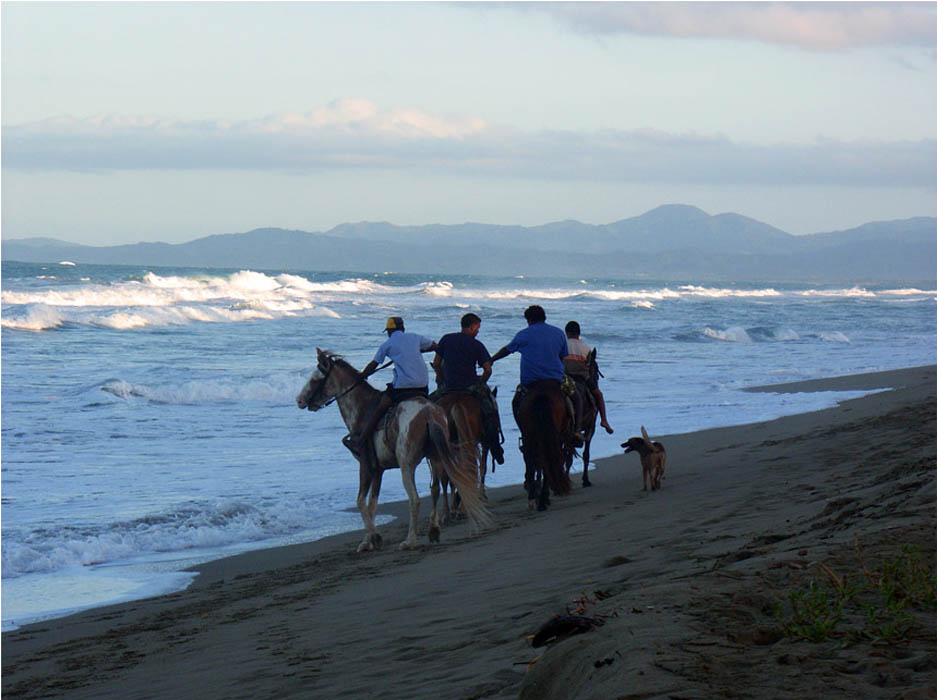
344, 317, 437, 458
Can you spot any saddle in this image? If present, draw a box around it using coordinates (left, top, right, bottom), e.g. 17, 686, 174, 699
378, 392, 428, 450
571, 374, 597, 412
344, 392, 428, 473
512, 379, 575, 429
512, 379, 581, 450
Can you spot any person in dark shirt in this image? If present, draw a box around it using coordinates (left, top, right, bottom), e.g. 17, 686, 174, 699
432, 313, 504, 464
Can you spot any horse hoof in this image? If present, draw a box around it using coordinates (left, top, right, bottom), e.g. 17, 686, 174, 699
527, 500, 536, 511
537, 501, 548, 512
582, 478, 592, 488
428, 525, 441, 543
371, 533, 383, 549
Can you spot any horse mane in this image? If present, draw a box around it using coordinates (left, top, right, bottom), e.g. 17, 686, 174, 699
320, 351, 363, 378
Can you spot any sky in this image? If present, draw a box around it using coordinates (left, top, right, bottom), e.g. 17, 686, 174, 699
2, 1, 936, 246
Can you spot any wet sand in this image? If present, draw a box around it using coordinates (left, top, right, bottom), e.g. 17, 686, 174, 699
3, 365, 935, 699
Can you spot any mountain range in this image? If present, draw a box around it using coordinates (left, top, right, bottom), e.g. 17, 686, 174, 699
3, 205, 935, 282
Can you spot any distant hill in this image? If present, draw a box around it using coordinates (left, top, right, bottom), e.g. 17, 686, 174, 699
3, 205, 935, 282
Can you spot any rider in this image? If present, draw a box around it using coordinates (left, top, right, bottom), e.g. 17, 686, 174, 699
431, 312, 505, 465
564, 321, 614, 435
490, 305, 584, 445
343, 316, 437, 460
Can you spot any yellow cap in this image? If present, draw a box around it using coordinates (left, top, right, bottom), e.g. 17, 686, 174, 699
385, 316, 404, 331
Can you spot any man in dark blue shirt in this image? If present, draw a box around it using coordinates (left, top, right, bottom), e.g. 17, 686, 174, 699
434, 313, 492, 391
432, 313, 504, 464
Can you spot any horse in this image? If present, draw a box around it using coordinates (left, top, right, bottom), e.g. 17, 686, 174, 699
512, 379, 574, 511
296, 349, 490, 552
435, 387, 500, 519
566, 348, 599, 487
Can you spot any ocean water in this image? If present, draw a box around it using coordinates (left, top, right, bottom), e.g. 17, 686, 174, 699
2, 260, 935, 630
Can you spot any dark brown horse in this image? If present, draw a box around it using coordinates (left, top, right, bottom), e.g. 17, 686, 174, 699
435, 388, 500, 520
513, 380, 573, 511
566, 349, 599, 487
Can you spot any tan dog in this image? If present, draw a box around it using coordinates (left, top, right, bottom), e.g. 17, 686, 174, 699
621, 426, 666, 491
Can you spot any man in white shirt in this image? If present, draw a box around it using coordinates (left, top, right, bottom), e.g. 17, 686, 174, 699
564, 321, 614, 435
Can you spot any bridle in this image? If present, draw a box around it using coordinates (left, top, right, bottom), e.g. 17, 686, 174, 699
307, 355, 391, 409
304, 356, 337, 409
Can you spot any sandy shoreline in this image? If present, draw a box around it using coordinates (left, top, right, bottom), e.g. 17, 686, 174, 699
3, 365, 935, 698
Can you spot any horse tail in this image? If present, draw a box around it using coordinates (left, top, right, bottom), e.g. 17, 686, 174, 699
450, 402, 483, 465
532, 393, 572, 496
427, 422, 491, 530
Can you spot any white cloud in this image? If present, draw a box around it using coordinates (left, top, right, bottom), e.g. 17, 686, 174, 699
3, 101, 934, 189
250, 99, 487, 139
513, 2, 937, 50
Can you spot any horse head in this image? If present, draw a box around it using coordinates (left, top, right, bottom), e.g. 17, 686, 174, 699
296, 348, 341, 411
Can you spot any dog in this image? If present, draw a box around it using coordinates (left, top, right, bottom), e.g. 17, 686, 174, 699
621, 426, 666, 491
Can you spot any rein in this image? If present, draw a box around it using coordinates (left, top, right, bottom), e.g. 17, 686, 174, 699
315, 359, 392, 408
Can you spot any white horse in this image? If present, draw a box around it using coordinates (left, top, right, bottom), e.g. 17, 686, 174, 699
296, 349, 490, 552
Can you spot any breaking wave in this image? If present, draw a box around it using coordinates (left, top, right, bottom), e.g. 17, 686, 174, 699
0, 304, 66, 331
2, 270, 342, 330
99, 373, 303, 405
1, 498, 359, 578
3, 269, 933, 333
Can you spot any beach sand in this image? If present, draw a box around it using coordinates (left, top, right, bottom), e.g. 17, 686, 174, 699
3, 365, 935, 699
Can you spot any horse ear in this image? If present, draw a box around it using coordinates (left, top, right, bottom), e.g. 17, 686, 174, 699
316, 347, 324, 357
492, 386, 498, 398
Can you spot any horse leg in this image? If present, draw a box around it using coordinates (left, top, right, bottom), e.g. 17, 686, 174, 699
438, 472, 451, 524
356, 463, 381, 552
479, 445, 489, 501
537, 472, 550, 511
398, 464, 422, 550
582, 437, 592, 487
526, 461, 539, 511
429, 464, 442, 543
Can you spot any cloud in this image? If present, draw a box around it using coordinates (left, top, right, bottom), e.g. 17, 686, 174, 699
510, 2, 937, 50
3, 100, 934, 189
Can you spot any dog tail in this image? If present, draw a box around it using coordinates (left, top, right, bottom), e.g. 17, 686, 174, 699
641, 425, 653, 447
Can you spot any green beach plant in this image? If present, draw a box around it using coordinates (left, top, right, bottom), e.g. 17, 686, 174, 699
775, 541, 937, 645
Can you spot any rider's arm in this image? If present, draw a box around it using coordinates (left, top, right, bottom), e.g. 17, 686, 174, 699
431, 353, 444, 383
490, 346, 510, 363
479, 360, 492, 384
360, 360, 379, 378
421, 341, 438, 353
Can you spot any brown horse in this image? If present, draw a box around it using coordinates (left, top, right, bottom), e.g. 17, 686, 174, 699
566, 349, 599, 487
435, 388, 500, 519
567, 378, 598, 487
512, 380, 573, 511
297, 349, 490, 552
